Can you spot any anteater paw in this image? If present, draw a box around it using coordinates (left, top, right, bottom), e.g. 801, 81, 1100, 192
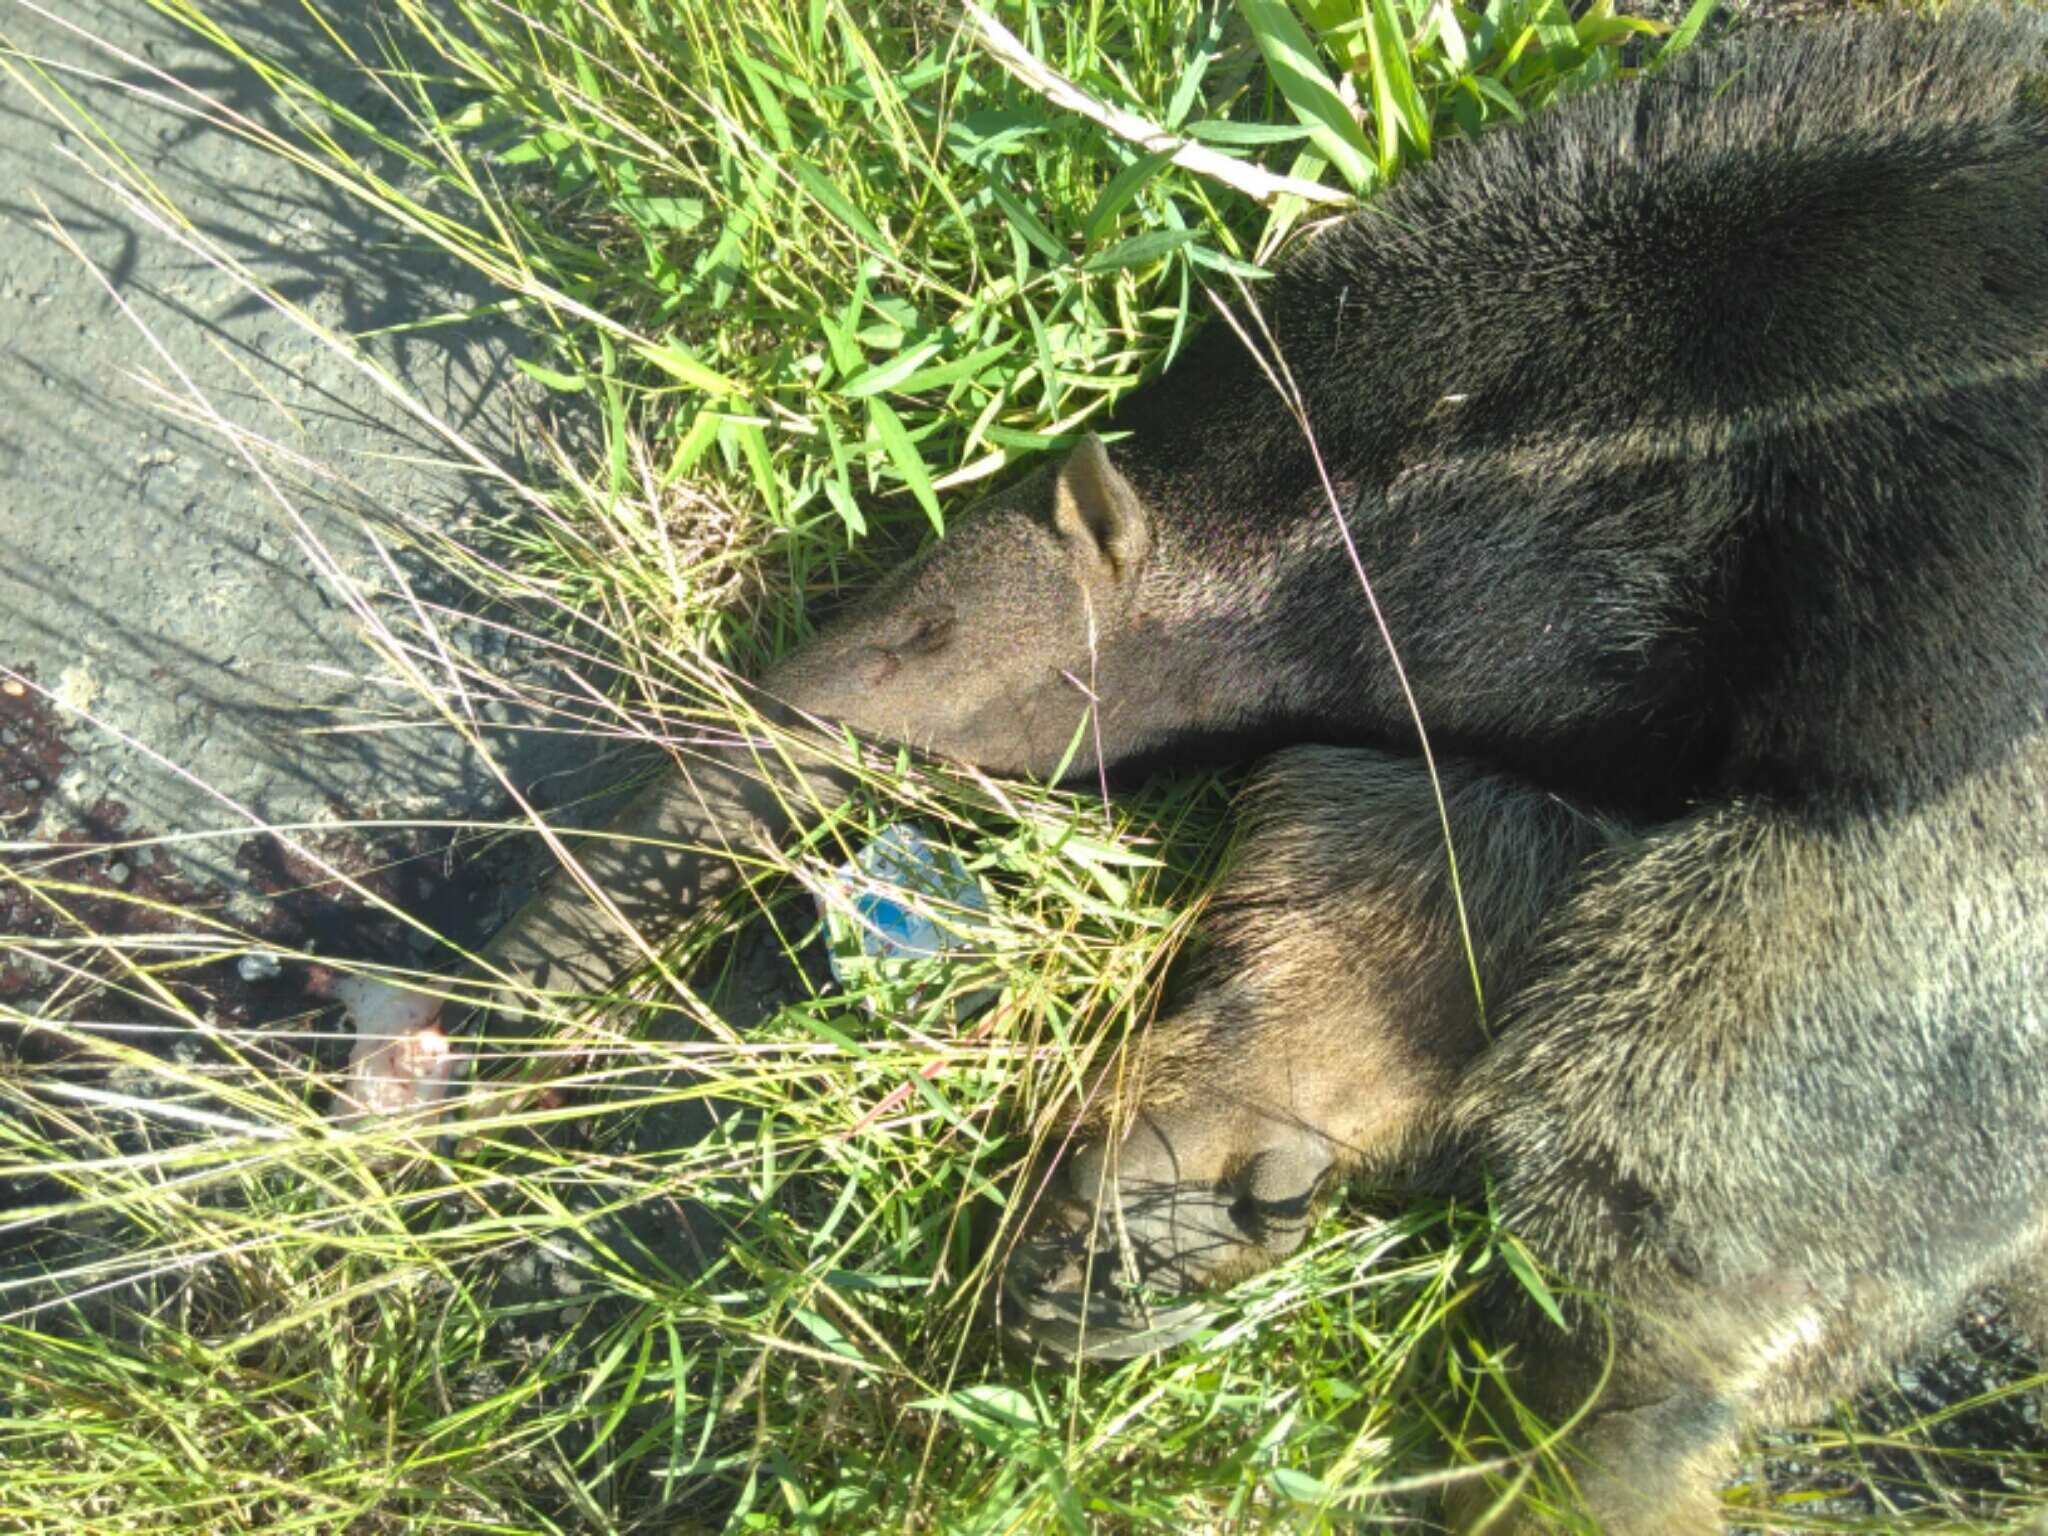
1002, 1102, 1336, 1360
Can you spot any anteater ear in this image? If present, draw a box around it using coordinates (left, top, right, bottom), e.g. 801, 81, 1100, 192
1052, 434, 1151, 583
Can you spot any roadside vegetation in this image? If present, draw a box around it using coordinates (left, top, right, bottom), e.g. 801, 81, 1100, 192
4, 0, 2044, 1530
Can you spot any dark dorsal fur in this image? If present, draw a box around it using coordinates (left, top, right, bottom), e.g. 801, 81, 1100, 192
1100, 11, 2048, 817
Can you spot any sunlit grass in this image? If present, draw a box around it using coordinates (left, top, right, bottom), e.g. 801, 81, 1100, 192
3, 0, 2043, 1531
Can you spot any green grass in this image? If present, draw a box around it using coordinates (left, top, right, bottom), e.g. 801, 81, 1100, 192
3, 0, 2045, 1530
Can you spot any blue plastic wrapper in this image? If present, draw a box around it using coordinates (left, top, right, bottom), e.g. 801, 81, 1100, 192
815, 823, 995, 1018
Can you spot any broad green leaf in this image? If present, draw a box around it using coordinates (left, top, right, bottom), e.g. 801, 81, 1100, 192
944, 107, 1048, 164
819, 415, 866, 536
912, 1384, 1046, 1443
982, 424, 1089, 452
1269, 1466, 1330, 1502
838, 339, 944, 397
791, 159, 890, 251
1082, 149, 1175, 240
1187, 245, 1271, 280
1260, 141, 1334, 254
722, 417, 781, 518
866, 397, 943, 530
617, 194, 707, 231
886, 340, 1016, 395
1165, 7, 1230, 128
1300, 0, 1370, 71
1054, 833, 1164, 870
632, 338, 741, 396
1019, 296, 1063, 417
1498, 1233, 1568, 1330
1656, 0, 1723, 64
1451, 84, 1483, 139
1428, 0, 1470, 71
498, 127, 574, 167
1082, 227, 1198, 274
665, 407, 721, 480
1577, 13, 1658, 49
1238, 0, 1377, 192
1367, 0, 1430, 165
734, 54, 795, 151
815, 310, 863, 380
515, 358, 587, 393
1468, 73, 1526, 120
987, 175, 1067, 264
1182, 119, 1317, 146
788, 1307, 866, 1363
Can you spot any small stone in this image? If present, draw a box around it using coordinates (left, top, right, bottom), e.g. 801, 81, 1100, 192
237, 951, 283, 983
105, 861, 131, 885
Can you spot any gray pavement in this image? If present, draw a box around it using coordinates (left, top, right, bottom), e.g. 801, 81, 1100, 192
0, 0, 570, 898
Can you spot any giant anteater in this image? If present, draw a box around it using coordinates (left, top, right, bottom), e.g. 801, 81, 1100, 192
336, 10, 2048, 1528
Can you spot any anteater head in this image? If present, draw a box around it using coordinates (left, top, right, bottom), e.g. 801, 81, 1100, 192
760, 434, 1183, 779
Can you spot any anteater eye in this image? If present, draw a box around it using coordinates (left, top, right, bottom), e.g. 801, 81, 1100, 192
903, 612, 956, 654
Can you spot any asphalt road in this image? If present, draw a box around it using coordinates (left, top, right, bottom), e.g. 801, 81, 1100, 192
0, 0, 572, 902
